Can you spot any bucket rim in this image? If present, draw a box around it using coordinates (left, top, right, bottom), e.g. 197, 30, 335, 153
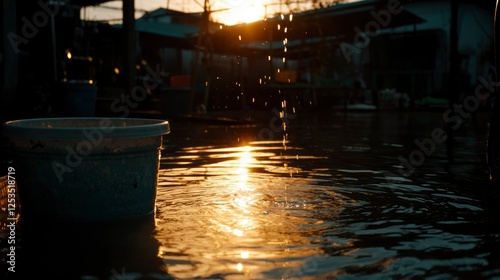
2, 117, 170, 139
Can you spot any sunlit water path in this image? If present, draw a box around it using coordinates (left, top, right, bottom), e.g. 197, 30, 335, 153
153, 110, 497, 279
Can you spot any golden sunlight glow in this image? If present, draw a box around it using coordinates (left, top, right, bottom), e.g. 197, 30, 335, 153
241, 251, 250, 259
240, 146, 252, 164
233, 228, 244, 236
214, 0, 265, 26
234, 146, 254, 191
239, 219, 251, 227
225, 146, 258, 239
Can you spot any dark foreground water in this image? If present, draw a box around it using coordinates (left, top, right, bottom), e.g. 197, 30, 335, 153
2, 109, 500, 279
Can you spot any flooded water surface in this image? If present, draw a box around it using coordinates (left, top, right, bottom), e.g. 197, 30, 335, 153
152, 110, 497, 279
3, 110, 500, 279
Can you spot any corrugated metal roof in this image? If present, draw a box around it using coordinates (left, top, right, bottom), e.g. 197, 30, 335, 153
113, 8, 200, 39
134, 20, 198, 38
210, 0, 425, 54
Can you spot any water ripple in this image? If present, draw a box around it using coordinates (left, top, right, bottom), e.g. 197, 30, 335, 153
153, 135, 492, 279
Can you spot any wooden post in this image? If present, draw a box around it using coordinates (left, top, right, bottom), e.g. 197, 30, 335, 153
449, 0, 459, 105
447, 0, 460, 162
123, 0, 136, 101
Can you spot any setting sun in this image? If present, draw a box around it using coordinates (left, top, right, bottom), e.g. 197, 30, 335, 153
213, 0, 266, 26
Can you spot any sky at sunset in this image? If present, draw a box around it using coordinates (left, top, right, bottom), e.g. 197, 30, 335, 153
81, 0, 348, 26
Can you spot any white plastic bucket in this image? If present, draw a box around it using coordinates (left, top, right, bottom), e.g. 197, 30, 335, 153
3, 117, 170, 222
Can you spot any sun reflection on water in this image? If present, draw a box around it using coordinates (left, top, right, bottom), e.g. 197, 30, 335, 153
156, 144, 343, 278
